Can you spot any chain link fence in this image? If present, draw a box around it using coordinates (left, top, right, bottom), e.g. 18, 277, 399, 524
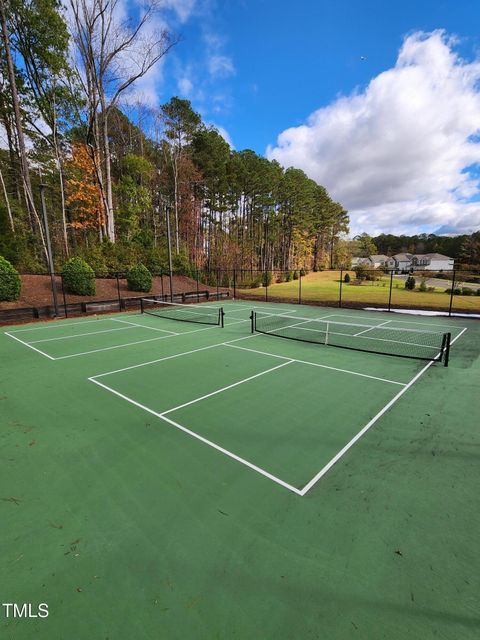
1, 267, 479, 324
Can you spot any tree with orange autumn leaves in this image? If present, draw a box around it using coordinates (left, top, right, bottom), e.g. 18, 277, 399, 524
65, 142, 105, 234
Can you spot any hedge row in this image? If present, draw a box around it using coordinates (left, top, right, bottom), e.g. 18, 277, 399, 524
0, 256, 21, 301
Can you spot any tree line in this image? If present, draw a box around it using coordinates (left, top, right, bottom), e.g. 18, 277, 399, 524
0, 0, 349, 275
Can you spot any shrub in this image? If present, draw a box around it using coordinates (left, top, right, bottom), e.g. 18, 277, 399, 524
344, 273, 351, 283
127, 263, 152, 292
418, 279, 427, 292
299, 268, 306, 277
251, 275, 262, 288
285, 271, 293, 282
0, 255, 21, 301
208, 271, 217, 287
476, 289, 480, 296
221, 273, 231, 288
172, 252, 193, 276
263, 271, 273, 286
312, 265, 318, 272
62, 257, 95, 296
405, 276, 416, 290
276, 273, 285, 283
354, 265, 368, 280
293, 270, 299, 280
427, 287, 436, 292
461, 287, 474, 296
454, 288, 462, 295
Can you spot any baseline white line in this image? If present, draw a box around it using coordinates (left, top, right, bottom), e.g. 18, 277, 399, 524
5, 332, 55, 360
89, 376, 302, 495
353, 320, 391, 337
111, 317, 178, 334
53, 317, 250, 360
324, 313, 466, 331
224, 343, 406, 386
162, 361, 294, 415
299, 327, 468, 496
28, 325, 137, 344
7, 317, 113, 333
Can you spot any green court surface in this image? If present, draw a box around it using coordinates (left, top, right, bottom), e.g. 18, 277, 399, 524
1, 300, 479, 639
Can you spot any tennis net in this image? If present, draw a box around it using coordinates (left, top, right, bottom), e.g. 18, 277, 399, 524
251, 311, 451, 365
141, 298, 224, 327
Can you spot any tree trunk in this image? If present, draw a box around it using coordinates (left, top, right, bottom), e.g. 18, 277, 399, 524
0, 166, 15, 232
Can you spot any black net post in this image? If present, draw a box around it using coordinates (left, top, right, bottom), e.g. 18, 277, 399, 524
196, 268, 200, 302
220, 308, 225, 328
61, 273, 68, 317
299, 270, 302, 304
388, 270, 393, 312
160, 272, 164, 299
448, 270, 456, 316
339, 269, 343, 308
443, 332, 451, 367
116, 273, 122, 311
250, 311, 255, 333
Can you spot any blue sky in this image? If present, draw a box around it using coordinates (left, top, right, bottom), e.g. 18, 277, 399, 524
136, 0, 480, 236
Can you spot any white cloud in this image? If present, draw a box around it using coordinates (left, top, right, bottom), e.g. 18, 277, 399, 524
209, 123, 234, 148
162, 0, 197, 23
208, 54, 235, 78
267, 30, 480, 236
178, 75, 194, 97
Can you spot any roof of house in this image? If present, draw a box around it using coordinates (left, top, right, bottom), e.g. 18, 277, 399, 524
393, 253, 413, 261
369, 254, 390, 261
413, 253, 453, 261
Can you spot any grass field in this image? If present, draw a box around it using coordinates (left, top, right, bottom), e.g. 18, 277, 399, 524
238, 271, 480, 313
1, 300, 479, 639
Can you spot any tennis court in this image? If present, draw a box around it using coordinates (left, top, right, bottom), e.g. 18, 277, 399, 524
2, 300, 479, 639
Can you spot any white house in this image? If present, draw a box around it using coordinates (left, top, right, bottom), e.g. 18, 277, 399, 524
367, 254, 390, 268
392, 253, 413, 272
411, 253, 454, 271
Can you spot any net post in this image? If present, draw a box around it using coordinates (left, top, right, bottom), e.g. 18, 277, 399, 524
339, 269, 343, 308
448, 270, 456, 316
140, 298, 145, 314
388, 270, 393, 312
220, 308, 225, 328
250, 311, 255, 333
325, 321, 329, 345
443, 332, 451, 367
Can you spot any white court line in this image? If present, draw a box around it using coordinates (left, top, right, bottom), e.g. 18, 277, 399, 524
111, 317, 178, 334
353, 320, 391, 337
88, 375, 302, 495
324, 313, 466, 331
49, 317, 250, 360
28, 325, 138, 344
7, 317, 113, 333
162, 361, 294, 416
299, 326, 468, 496
4, 332, 55, 360
224, 343, 406, 386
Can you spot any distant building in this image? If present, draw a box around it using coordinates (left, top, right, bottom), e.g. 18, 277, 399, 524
351, 252, 454, 272
410, 253, 454, 271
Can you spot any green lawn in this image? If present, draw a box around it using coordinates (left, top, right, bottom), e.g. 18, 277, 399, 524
239, 271, 480, 313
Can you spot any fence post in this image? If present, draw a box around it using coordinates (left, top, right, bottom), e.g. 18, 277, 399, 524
339, 269, 343, 308
116, 273, 122, 311
298, 270, 302, 304
388, 270, 393, 312
196, 268, 200, 302
233, 269, 236, 299
448, 269, 456, 317
61, 274, 68, 318
160, 273, 164, 299
216, 269, 220, 300
265, 272, 268, 302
